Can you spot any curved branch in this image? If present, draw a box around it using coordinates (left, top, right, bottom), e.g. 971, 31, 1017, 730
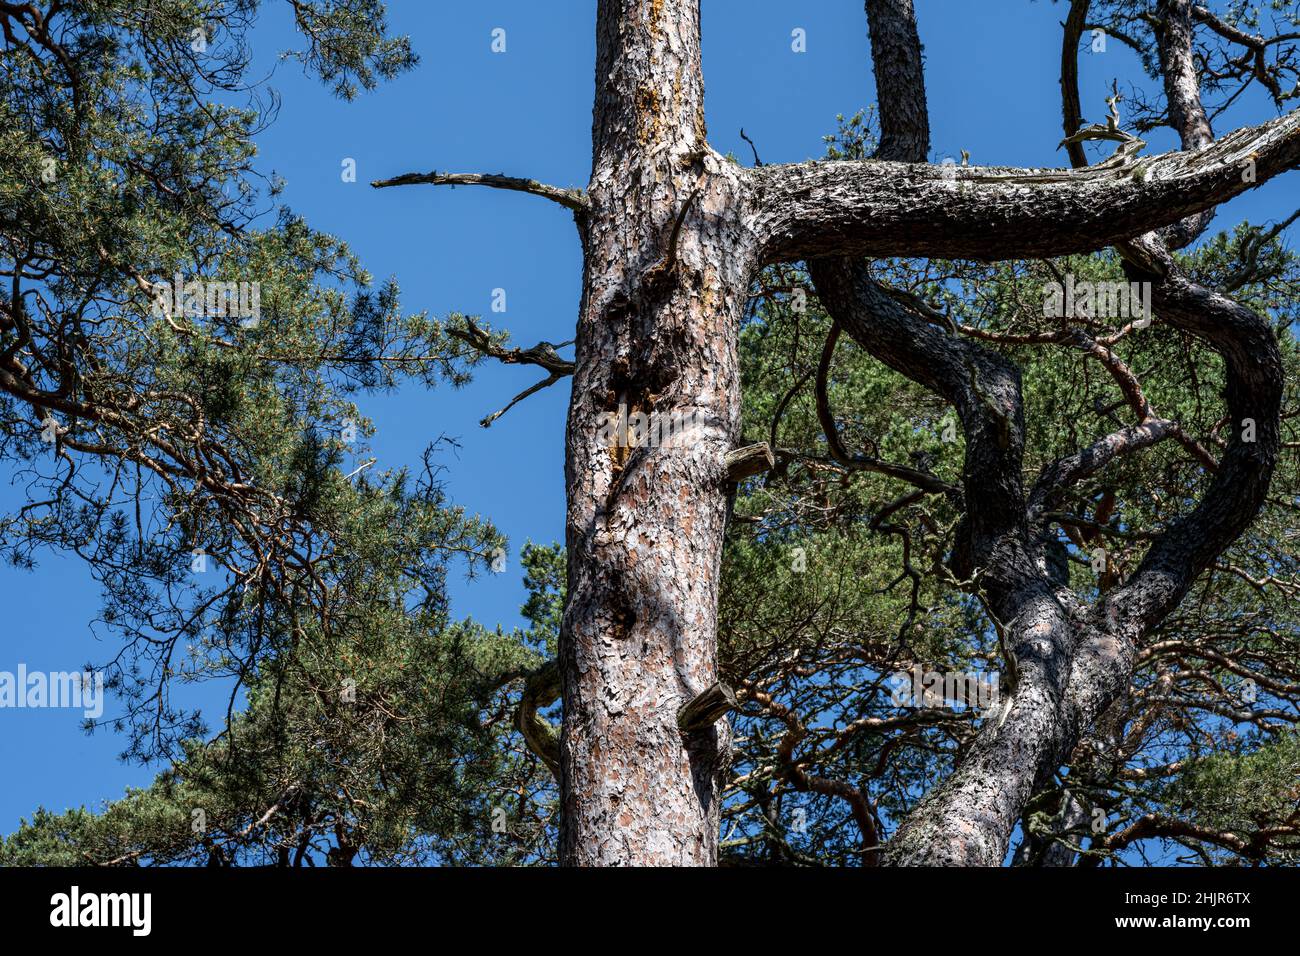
748, 106, 1300, 264
813, 319, 957, 497
1060, 0, 1092, 169
445, 317, 575, 427
806, 2, 1078, 864
1028, 323, 1218, 516
516, 660, 561, 780
1071, 235, 1283, 684
866, 0, 931, 163
371, 169, 588, 214
447, 317, 575, 377
1030, 417, 1184, 521
1096, 813, 1255, 859
478, 372, 568, 429
1047, 7, 1285, 837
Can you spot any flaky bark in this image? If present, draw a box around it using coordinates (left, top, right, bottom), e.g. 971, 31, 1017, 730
377, 0, 1295, 866
862, 0, 1282, 866
865, 0, 930, 164
558, 0, 755, 865
811, 260, 1086, 866
1155, 0, 1216, 246
559, 0, 1287, 865
746, 107, 1300, 263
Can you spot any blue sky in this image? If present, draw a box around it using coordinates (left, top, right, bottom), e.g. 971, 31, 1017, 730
2, 0, 1295, 839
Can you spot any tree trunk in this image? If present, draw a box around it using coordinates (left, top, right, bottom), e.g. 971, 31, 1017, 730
558, 0, 755, 866
530, 0, 1292, 867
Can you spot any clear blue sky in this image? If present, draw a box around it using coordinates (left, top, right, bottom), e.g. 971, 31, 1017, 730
2, 0, 1294, 838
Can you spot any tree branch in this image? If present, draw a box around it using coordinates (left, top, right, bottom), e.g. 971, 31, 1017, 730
1154, 0, 1217, 247
814, 319, 958, 497
445, 317, 575, 427
747, 106, 1300, 263
516, 660, 561, 780
865, 0, 931, 164
478, 372, 568, 429
448, 317, 575, 377
1047, 8, 1285, 848
1060, 0, 1092, 169
370, 169, 589, 214
1029, 416, 1182, 520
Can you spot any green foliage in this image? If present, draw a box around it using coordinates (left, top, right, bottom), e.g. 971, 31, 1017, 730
0, 1, 487, 759
1157, 733, 1300, 864
2, 547, 562, 866
285, 0, 419, 100
4, 5, 1299, 870
0, 0, 555, 864
712, 112, 1300, 866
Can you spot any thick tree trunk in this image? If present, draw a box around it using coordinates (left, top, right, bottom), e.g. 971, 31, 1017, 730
367, 0, 1299, 868
541, 0, 1290, 867
558, 0, 754, 866
807, 0, 1283, 866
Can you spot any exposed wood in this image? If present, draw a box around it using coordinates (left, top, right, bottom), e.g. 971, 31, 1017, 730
677, 681, 738, 734
723, 443, 774, 483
